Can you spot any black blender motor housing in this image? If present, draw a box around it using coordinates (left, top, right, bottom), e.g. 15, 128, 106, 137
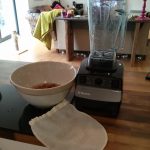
87, 50, 117, 72
73, 50, 123, 117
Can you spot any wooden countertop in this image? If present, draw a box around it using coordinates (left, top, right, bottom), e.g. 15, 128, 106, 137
0, 60, 150, 149
56, 15, 150, 22
56, 15, 88, 21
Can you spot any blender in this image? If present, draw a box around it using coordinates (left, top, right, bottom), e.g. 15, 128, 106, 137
73, 0, 127, 117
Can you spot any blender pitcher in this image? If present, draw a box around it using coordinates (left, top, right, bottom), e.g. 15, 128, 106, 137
87, 0, 127, 71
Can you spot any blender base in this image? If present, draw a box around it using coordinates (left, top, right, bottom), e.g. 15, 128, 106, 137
73, 58, 123, 117
74, 96, 121, 117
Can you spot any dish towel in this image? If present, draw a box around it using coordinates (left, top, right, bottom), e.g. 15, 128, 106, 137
33, 9, 61, 49
29, 100, 108, 150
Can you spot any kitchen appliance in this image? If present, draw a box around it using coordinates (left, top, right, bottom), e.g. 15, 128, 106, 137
73, 1, 84, 15
73, 0, 127, 117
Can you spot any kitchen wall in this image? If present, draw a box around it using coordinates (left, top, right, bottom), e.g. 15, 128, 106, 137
27, 0, 85, 8
61, 0, 88, 14
28, 0, 150, 13
27, 0, 88, 13
127, 0, 150, 12
28, 0, 54, 8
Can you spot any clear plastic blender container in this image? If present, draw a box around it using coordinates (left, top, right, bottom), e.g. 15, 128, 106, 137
88, 0, 127, 52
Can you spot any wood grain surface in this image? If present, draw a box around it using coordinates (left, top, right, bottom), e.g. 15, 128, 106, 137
0, 60, 150, 150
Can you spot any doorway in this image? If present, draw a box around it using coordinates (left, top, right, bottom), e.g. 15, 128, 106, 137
0, 0, 19, 43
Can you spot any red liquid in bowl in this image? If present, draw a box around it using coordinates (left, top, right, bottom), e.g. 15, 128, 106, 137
32, 82, 60, 89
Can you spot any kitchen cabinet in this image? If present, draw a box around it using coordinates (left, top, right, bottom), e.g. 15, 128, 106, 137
54, 17, 150, 61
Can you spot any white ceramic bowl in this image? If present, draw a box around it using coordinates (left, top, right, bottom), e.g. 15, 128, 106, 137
10, 61, 76, 108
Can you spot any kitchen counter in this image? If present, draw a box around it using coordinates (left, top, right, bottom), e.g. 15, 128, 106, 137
0, 60, 150, 149
55, 16, 150, 66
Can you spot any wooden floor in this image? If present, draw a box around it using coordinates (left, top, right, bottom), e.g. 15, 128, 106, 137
0, 36, 150, 72
0, 36, 150, 92
0, 37, 82, 68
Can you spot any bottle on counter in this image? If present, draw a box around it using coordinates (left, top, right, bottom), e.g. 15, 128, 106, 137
11, 31, 19, 51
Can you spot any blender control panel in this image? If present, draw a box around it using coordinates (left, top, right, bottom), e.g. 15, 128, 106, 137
77, 75, 122, 90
